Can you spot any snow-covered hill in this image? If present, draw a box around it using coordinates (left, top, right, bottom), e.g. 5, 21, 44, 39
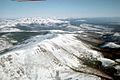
101, 42, 120, 48
0, 18, 111, 32
0, 18, 68, 32
0, 33, 113, 80
0, 18, 120, 80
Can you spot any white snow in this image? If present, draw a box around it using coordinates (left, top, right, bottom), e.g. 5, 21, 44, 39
0, 33, 105, 80
115, 59, 120, 63
113, 32, 120, 37
98, 58, 116, 67
102, 42, 120, 48
0, 18, 68, 32
79, 24, 101, 31
0, 38, 13, 51
0, 17, 115, 80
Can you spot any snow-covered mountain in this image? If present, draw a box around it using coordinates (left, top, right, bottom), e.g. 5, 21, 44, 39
0, 18, 112, 32
0, 33, 113, 80
0, 18, 68, 32
0, 18, 120, 80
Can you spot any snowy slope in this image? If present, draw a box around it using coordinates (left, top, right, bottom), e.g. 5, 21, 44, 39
101, 42, 120, 48
0, 33, 112, 80
0, 18, 118, 80
0, 38, 13, 51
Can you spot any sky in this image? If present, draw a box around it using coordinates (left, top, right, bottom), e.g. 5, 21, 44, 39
0, 0, 120, 18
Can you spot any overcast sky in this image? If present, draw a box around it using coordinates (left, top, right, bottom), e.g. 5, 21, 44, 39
0, 0, 120, 18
